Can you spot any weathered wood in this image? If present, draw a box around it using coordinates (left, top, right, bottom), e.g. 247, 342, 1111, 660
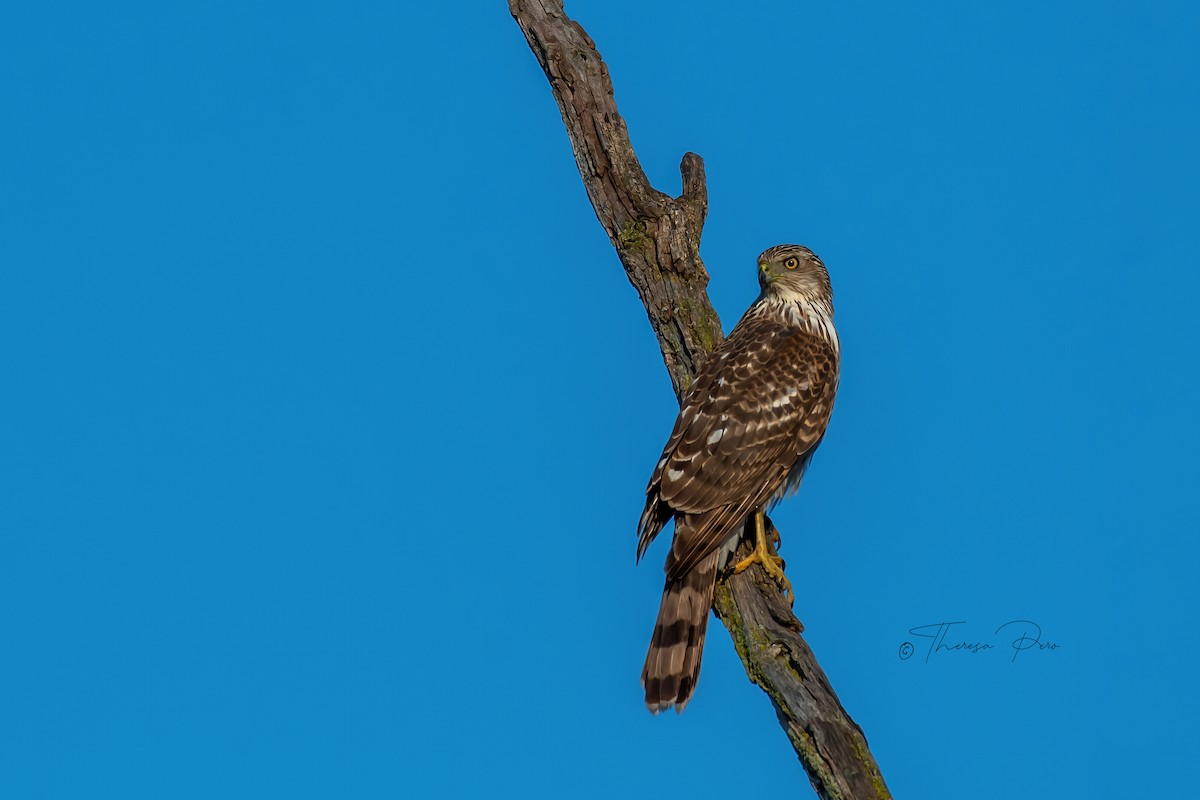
509, 0, 721, 396
510, 2, 890, 798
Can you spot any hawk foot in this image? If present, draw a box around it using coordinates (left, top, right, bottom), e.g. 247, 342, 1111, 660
733, 512, 794, 606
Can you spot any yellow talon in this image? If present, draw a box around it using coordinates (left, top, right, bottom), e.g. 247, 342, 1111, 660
733, 510, 794, 605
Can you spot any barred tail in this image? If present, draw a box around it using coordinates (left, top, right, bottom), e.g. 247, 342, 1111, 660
641, 550, 720, 713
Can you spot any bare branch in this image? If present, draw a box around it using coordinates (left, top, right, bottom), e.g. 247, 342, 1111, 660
511, 0, 720, 396
510, 2, 890, 798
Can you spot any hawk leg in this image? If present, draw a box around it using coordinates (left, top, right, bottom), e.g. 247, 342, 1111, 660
733, 509, 794, 605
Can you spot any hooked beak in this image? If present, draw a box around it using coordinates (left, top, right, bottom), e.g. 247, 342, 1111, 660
758, 260, 778, 285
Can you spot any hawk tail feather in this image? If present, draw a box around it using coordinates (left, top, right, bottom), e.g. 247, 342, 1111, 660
641, 549, 719, 713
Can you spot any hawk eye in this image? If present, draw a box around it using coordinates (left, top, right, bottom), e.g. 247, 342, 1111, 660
784, 257, 799, 270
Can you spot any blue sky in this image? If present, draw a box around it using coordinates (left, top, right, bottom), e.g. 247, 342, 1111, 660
2, 1, 1198, 797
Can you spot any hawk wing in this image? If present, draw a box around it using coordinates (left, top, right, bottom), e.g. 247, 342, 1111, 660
637, 310, 838, 579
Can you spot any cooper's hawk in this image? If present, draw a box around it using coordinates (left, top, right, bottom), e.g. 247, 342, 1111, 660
637, 244, 840, 713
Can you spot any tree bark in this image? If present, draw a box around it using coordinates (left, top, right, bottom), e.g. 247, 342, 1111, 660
509, 3, 891, 798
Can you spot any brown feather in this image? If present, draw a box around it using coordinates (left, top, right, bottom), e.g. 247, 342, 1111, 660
638, 313, 838, 576
641, 548, 719, 713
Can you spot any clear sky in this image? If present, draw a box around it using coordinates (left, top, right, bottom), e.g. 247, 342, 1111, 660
3, 1, 1198, 797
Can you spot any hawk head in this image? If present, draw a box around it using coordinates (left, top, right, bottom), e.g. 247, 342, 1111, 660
757, 244, 833, 306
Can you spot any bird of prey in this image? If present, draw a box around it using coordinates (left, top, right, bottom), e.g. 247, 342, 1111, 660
637, 244, 840, 713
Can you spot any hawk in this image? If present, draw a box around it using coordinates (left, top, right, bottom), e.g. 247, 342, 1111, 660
637, 244, 840, 713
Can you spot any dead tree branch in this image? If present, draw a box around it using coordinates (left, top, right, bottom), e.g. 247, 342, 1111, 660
510, 2, 890, 798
